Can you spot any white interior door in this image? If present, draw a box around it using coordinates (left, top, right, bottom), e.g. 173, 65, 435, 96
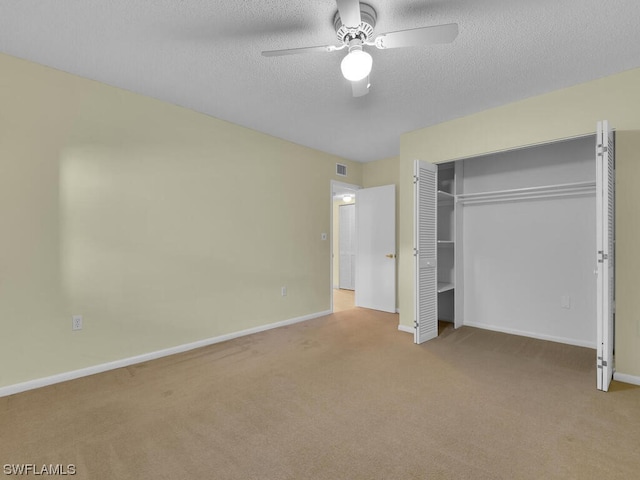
355, 185, 396, 312
596, 120, 615, 391
414, 160, 438, 344
338, 204, 356, 290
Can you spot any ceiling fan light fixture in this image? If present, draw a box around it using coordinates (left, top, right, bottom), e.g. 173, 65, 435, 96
340, 47, 372, 82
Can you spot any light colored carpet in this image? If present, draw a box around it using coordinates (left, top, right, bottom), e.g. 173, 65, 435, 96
1, 307, 639, 479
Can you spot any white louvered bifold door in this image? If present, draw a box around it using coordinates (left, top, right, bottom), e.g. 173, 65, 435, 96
596, 120, 615, 391
414, 160, 438, 344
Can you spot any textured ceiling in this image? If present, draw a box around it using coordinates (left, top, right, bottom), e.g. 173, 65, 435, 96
1, 0, 639, 162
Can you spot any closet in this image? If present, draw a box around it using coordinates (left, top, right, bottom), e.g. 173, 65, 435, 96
414, 121, 615, 391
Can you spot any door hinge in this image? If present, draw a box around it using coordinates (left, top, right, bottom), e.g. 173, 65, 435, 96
597, 251, 608, 263
413, 175, 419, 184
414, 320, 419, 329
413, 248, 419, 257
597, 356, 608, 368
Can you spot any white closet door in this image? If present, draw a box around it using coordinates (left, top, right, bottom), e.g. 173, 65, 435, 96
596, 120, 615, 391
339, 204, 356, 290
414, 160, 438, 344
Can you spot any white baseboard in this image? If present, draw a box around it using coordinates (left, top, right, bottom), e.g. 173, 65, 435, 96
397, 324, 413, 334
0, 310, 331, 398
462, 321, 596, 349
613, 372, 640, 386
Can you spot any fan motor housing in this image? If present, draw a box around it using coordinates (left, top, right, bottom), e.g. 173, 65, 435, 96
334, 3, 376, 44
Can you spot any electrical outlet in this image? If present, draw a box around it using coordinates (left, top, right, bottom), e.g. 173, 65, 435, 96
72, 315, 83, 331
281, 286, 287, 297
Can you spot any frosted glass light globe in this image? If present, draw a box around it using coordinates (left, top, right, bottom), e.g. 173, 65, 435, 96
340, 49, 373, 82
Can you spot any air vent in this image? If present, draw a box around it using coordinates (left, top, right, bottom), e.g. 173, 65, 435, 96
336, 163, 347, 176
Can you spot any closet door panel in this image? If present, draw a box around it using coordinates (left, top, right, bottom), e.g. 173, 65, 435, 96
414, 160, 438, 344
596, 120, 615, 392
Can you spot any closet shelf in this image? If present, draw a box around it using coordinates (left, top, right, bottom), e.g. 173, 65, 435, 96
437, 240, 454, 245
437, 282, 454, 293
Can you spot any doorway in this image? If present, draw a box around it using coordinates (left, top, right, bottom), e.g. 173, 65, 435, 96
331, 181, 360, 312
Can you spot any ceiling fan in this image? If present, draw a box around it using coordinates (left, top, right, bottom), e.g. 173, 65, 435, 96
261, 0, 459, 97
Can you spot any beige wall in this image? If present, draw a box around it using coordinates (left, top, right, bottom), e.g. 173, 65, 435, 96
399, 67, 640, 378
362, 156, 400, 189
0, 53, 362, 388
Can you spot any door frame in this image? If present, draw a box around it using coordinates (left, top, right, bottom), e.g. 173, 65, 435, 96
330, 180, 361, 313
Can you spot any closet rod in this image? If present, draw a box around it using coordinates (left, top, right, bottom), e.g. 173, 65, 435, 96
459, 189, 595, 206
456, 181, 595, 201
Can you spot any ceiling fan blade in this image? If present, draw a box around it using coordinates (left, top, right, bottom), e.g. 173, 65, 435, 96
374, 23, 458, 50
262, 44, 342, 57
351, 76, 370, 97
336, 0, 362, 28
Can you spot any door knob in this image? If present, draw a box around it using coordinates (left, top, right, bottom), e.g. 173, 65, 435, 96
385, 253, 396, 259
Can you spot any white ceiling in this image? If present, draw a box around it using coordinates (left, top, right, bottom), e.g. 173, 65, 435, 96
1, 1, 639, 162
